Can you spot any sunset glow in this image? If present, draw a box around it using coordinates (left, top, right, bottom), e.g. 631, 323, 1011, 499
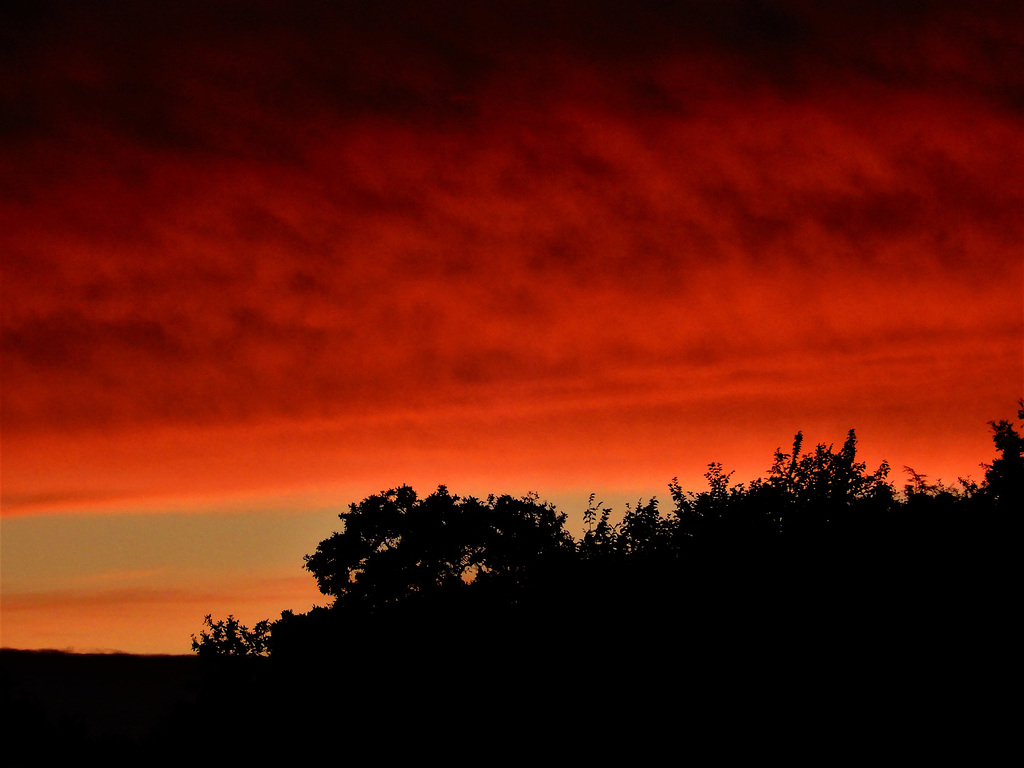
2, 1, 1022, 654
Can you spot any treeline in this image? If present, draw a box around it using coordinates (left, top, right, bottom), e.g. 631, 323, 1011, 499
181, 410, 1019, 761
8, 413, 1013, 767
196, 414, 1020, 660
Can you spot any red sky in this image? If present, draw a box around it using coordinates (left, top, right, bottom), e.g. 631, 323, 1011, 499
2, 1, 1022, 654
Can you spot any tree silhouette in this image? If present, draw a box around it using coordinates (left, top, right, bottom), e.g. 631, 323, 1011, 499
982, 398, 1024, 511
187, 404, 1019, 756
302, 484, 574, 614
190, 614, 271, 658
176, 406, 1022, 763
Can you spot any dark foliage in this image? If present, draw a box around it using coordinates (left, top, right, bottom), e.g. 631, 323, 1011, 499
302, 485, 575, 611
190, 614, 271, 658
194, 410, 1019, 658
39, 408, 1013, 762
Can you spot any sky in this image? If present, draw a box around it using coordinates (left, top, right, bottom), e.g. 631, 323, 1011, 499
2, 0, 1022, 654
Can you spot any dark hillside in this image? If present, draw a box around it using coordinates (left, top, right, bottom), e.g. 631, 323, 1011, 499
0, 649, 200, 764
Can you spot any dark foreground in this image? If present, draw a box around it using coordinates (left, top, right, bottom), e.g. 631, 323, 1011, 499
5, 415, 1017, 764
1, 649, 200, 764
1, 572, 1010, 767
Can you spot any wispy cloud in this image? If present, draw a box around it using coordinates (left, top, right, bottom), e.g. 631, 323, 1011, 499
2, 1, 1020, 515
